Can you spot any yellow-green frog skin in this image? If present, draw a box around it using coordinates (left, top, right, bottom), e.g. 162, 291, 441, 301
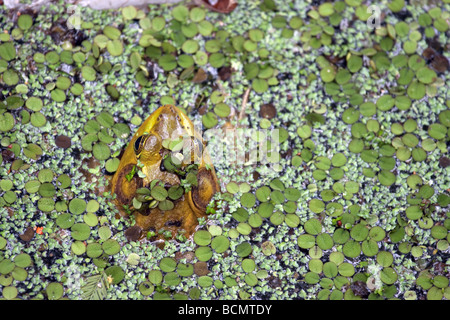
111, 105, 219, 240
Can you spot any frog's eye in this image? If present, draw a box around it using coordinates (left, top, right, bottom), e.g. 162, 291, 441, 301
133, 133, 162, 159
133, 134, 148, 156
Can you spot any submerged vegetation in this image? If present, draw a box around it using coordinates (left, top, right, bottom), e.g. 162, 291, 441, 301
0, 0, 449, 300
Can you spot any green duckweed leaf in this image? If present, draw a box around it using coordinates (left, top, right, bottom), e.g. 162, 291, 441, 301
376, 94, 395, 111
72, 241, 86, 255
252, 78, 268, 93
439, 110, 450, 127
71, 223, 91, 241
304, 218, 322, 235
25, 97, 43, 112
83, 212, 98, 227
428, 123, 447, 140
380, 267, 397, 285
270, 211, 285, 225
284, 188, 301, 201
102, 239, 121, 255
172, 5, 189, 22
347, 55, 363, 73
211, 235, 229, 253
0, 42, 16, 61
0, 259, 15, 275
105, 266, 124, 285
177, 263, 194, 277
309, 199, 325, 213
12, 266, 28, 281
39, 182, 55, 197
431, 225, 447, 240
297, 234, 316, 249
46, 282, 64, 300
194, 230, 212, 246
378, 170, 396, 186
202, 112, 218, 129
240, 192, 256, 208
56, 213, 74, 229
190, 7, 206, 22
98, 226, 112, 240
105, 158, 120, 173
107, 39, 124, 56
14, 253, 31, 268
237, 222, 252, 235
69, 198, 86, 215
360, 102, 376, 117
316, 233, 334, 250
0, 113, 15, 132
37, 197, 54, 212
406, 205, 422, 220
235, 242, 252, 257
331, 153, 347, 167
81, 65, 96, 81
342, 107, 360, 124
150, 185, 167, 202
57, 174, 71, 189
2, 286, 17, 300
103, 26, 121, 40
181, 22, 198, 38
320, 65, 336, 82
198, 275, 213, 288
122, 6, 137, 20
197, 20, 213, 36
18, 14, 33, 30
377, 251, 393, 267
416, 67, 437, 84
30, 112, 47, 127
285, 213, 300, 228
0, 237, 7, 250
343, 240, 361, 258
350, 224, 369, 241
407, 81, 426, 100
86, 242, 103, 258
195, 246, 212, 261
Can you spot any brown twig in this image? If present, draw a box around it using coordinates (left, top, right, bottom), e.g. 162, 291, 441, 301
238, 87, 250, 122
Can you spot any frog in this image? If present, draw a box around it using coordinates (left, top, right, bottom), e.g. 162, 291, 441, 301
110, 104, 219, 241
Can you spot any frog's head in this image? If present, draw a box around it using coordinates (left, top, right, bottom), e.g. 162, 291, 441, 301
132, 104, 195, 165
111, 105, 219, 240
